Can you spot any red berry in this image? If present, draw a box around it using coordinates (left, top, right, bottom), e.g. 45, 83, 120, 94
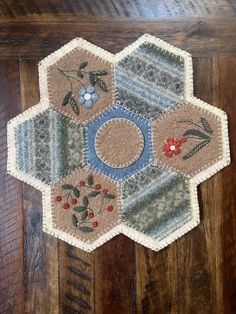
55, 195, 61, 202
71, 198, 77, 205
95, 183, 101, 190
107, 205, 113, 212
63, 203, 70, 209
79, 180, 85, 186
92, 221, 98, 228
88, 212, 94, 219
102, 188, 108, 195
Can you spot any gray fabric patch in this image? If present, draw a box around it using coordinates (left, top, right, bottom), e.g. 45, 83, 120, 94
15, 108, 85, 184
121, 165, 192, 239
115, 42, 184, 119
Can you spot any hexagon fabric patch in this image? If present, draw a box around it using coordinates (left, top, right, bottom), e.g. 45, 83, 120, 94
7, 35, 230, 252
85, 104, 152, 181
14, 108, 85, 184
51, 167, 121, 244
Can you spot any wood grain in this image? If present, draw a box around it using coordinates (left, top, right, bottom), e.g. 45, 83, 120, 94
20, 60, 60, 314
0, 1, 236, 313
94, 235, 136, 314
0, 0, 235, 18
0, 17, 236, 58
212, 57, 236, 314
0, 60, 24, 314
58, 243, 94, 313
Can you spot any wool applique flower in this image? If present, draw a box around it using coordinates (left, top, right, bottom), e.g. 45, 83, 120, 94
78, 85, 99, 109
7, 35, 230, 252
163, 137, 187, 157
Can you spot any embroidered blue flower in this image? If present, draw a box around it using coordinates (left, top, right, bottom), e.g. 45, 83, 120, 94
77, 85, 99, 109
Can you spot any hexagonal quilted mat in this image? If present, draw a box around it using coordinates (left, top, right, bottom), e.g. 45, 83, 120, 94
7, 35, 230, 252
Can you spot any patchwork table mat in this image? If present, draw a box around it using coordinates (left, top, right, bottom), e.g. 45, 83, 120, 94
7, 34, 230, 252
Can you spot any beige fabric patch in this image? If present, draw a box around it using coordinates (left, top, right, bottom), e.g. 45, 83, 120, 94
51, 167, 121, 243
95, 118, 144, 168
152, 102, 223, 177
47, 48, 114, 123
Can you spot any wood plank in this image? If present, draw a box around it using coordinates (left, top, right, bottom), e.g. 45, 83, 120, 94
135, 245, 177, 313
0, 60, 24, 314
0, 17, 235, 58
212, 57, 236, 314
58, 243, 94, 314
94, 235, 136, 314
135, 57, 228, 313
0, 0, 235, 18
19, 59, 60, 314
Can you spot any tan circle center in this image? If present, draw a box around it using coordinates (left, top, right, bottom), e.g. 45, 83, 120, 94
95, 118, 144, 168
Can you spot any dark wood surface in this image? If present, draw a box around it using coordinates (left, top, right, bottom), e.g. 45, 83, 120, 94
0, 1, 236, 313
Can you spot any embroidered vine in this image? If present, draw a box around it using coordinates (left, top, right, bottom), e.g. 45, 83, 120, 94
58, 61, 108, 115
55, 175, 115, 233
164, 117, 213, 160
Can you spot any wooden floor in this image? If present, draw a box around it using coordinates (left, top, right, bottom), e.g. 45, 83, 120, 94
0, 1, 236, 313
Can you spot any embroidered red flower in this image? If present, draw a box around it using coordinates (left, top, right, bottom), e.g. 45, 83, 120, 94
163, 137, 187, 157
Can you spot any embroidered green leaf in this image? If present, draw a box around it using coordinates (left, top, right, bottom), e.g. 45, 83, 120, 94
70, 101, 80, 115
79, 61, 88, 69
87, 175, 93, 186
88, 191, 100, 197
89, 73, 96, 86
81, 210, 88, 221
72, 187, 80, 198
182, 129, 209, 140
72, 214, 78, 227
78, 226, 94, 233
62, 184, 73, 190
182, 140, 210, 160
103, 193, 115, 199
62, 91, 72, 106
96, 78, 108, 92
200, 117, 213, 134
73, 206, 86, 212
83, 196, 89, 208
77, 70, 84, 79
91, 70, 108, 76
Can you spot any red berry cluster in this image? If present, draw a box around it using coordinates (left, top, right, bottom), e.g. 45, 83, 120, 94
55, 177, 115, 231
55, 194, 77, 210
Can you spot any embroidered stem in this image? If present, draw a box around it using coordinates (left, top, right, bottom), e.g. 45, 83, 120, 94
178, 120, 206, 132
56, 175, 115, 233
165, 117, 213, 159
57, 61, 108, 114
58, 68, 85, 88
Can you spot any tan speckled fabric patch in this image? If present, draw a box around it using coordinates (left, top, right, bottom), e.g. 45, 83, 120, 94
152, 102, 223, 177
47, 48, 114, 123
51, 167, 121, 243
95, 118, 144, 168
